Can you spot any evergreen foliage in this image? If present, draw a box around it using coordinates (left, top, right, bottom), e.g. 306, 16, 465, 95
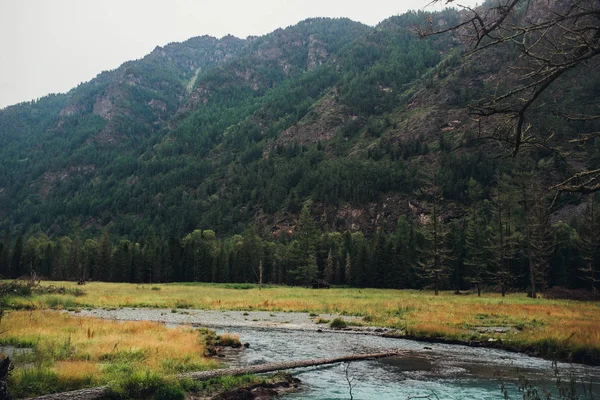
0, 10, 597, 294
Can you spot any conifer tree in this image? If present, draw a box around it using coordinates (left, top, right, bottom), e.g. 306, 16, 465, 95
417, 171, 452, 295
81, 239, 98, 281
97, 230, 113, 282
344, 252, 352, 285
487, 177, 520, 296
579, 197, 600, 292
463, 178, 489, 296
527, 189, 554, 295
11, 235, 24, 278
0, 230, 10, 278
325, 249, 335, 284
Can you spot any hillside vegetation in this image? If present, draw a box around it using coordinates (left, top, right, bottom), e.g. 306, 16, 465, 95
0, 5, 599, 295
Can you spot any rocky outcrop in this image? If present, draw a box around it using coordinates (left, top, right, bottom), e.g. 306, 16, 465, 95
307, 34, 328, 70
37, 165, 95, 199
268, 90, 349, 152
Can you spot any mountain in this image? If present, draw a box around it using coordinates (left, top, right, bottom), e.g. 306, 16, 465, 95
0, 13, 459, 238
0, 5, 599, 291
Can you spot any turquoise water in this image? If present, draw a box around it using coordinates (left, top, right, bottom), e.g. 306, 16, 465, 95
218, 327, 600, 399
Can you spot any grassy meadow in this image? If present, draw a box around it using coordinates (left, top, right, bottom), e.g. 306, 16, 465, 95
0, 310, 224, 397
6, 281, 600, 359
2, 281, 599, 397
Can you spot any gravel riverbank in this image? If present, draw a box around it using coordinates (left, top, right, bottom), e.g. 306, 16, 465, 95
73, 308, 388, 334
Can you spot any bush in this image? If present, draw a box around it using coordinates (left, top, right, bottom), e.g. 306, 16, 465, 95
110, 369, 174, 399
154, 384, 185, 400
329, 317, 348, 329
545, 287, 600, 301
216, 333, 241, 347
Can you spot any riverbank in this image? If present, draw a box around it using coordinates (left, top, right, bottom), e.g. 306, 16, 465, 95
5, 281, 600, 366
72, 307, 599, 366
4, 306, 600, 399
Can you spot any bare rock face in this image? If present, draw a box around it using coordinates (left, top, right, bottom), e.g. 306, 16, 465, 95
147, 99, 167, 113
38, 165, 95, 199
58, 103, 83, 117
269, 90, 348, 151
307, 34, 328, 71
93, 96, 115, 120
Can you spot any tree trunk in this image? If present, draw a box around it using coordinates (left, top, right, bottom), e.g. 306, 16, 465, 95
28, 352, 405, 400
259, 260, 263, 291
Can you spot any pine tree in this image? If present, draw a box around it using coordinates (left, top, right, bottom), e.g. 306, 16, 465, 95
324, 249, 335, 284
417, 171, 452, 295
344, 252, 352, 285
11, 235, 24, 278
463, 179, 489, 296
68, 233, 82, 281
81, 239, 98, 281
0, 230, 10, 278
297, 200, 318, 255
487, 177, 520, 297
579, 197, 600, 292
297, 251, 318, 286
112, 240, 132, 282
97, 230, 113, 282
527, 189, 554, 295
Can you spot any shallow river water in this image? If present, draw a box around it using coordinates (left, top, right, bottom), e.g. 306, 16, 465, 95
76, 308, 599, 399
216, 326, 599, 400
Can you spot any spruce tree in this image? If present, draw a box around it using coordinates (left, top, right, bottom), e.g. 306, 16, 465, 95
324, 249, 335, 284
0, 230, 10, 278
11, 235, 24, 278
97, 230, 113, 282
579, 197, 600, 292
487, 177, 520, 297
416, 171, 452, 295
463, 178, 489, 296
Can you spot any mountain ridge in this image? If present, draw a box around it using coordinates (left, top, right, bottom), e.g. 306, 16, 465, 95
0, 8, 597, 239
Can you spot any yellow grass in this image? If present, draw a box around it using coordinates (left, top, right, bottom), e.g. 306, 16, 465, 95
2, 309, 218, 394
217, 333, 241, 347
11, 281, 597, 359
4, 280, 599, 368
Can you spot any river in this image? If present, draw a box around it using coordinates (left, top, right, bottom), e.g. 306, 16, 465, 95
76, 308, 600, 399
217, 326, 599, 399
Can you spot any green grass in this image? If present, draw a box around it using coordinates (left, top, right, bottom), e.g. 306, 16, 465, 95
9, 366, 96, 398
329, 317, 348, 329
4, 280, 600, 365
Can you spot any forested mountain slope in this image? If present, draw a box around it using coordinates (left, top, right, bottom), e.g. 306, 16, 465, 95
0, 5, 599, 292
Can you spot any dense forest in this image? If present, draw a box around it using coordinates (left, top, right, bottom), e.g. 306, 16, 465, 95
0, 4, 599, 294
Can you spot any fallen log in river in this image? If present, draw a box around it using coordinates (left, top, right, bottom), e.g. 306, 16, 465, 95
27, 351, 404, 400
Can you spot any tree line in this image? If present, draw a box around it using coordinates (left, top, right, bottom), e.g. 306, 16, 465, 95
1, 181, 598, 295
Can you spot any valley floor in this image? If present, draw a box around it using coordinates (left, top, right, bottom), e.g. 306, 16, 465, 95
7, 281, 600, 365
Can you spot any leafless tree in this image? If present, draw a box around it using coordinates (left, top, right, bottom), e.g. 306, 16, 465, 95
343, 362, 357, 400
418, 0, 600, 198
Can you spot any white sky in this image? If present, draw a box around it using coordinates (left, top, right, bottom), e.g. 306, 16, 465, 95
0, 0, 478, 109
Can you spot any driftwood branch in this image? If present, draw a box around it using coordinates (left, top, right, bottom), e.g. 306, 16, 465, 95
178, 351, 404, 380
26, 351, 404, 400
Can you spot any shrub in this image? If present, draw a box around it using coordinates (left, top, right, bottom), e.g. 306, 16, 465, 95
154, 383, 185, 400
545, 287, 600, 301
110, 369, 168, 398
329, 317, 348, 329
217, 333, 241, 347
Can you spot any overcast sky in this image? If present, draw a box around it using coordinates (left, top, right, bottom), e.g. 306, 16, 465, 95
0, 0, 478, 109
